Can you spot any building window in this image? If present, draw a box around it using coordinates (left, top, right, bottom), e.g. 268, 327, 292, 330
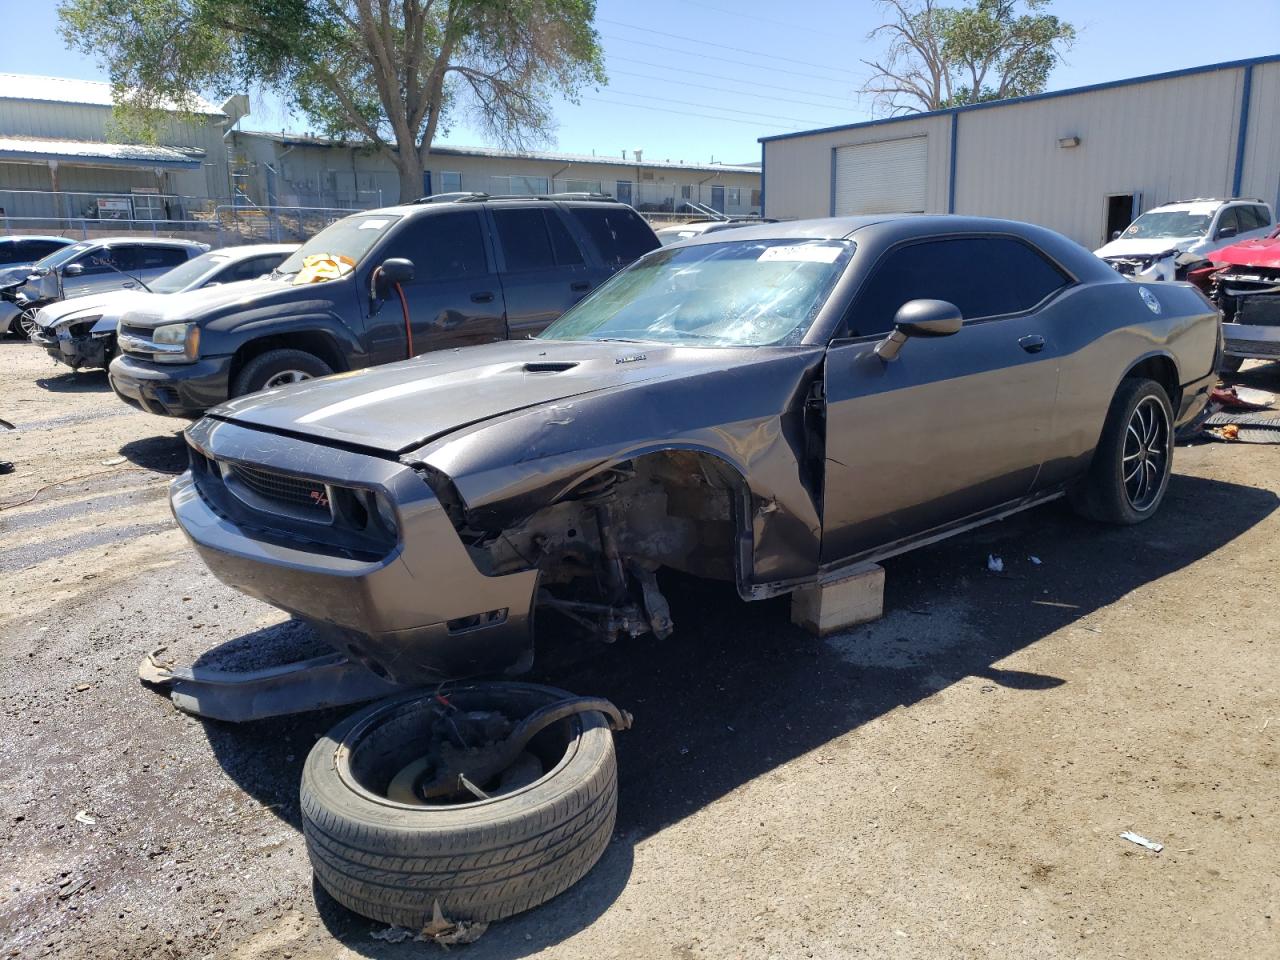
508, 175, 548, 195
750, 189, 762, 208
727, 187, 741, 206
680, 185, 692, 200
440, 171, 462, 193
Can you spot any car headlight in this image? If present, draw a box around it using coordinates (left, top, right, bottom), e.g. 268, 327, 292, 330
151, 322, 201, 363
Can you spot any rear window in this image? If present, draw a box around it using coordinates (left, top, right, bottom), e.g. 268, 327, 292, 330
568, 207, 659, 266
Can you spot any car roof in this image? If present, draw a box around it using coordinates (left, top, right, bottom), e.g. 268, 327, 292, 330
356, 194, 638, 218
77, 236, 207, 248
204, 243, 298, 258
0, 234, 71, 243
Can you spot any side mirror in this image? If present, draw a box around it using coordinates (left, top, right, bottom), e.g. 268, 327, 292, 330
372, 258, 415, 300
1111, 230, 1123, 241
874, 299, 962, 362
63, 263, 83, 277
1217, 225, 1238, 240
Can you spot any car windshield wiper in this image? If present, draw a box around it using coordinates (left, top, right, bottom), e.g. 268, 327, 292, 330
94, 259, 152, 293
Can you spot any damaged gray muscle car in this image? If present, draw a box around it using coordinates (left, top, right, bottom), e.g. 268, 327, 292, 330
172, 215, 1219, 687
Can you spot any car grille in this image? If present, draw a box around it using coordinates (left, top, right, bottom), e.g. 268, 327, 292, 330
229, 464, 330, 511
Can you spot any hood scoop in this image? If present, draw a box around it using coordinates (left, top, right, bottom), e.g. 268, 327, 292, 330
522, 360, 579, 373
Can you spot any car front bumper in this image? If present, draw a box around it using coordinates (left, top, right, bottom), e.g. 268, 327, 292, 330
32, 327, 115, 370
109, 353, 233, 417
1222, 321, 1280, 360
171, 417, 538, 685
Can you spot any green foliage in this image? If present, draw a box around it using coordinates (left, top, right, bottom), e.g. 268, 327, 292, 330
57, 0, 606, 198
862, 0, 1075, 115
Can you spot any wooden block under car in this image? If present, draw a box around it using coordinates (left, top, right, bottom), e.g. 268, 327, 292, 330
790, 563, 885, 636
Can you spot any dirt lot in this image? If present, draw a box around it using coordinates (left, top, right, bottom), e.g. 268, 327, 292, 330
1, 339, 1278, 960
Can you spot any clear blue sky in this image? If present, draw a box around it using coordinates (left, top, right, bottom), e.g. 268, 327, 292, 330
5, 0, 1279, 165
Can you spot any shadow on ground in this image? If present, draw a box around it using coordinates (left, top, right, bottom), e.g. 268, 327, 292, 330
35, 368, 110, 393
193, 471, 1276, 957
119, 432, 187, 474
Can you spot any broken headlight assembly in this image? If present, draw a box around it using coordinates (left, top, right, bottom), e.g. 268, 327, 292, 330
150, 322, 201, 363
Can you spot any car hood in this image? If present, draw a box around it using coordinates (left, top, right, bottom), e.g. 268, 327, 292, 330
41, 289, 152, 327
1094, 236, 1199, 258
211, 338, 800, 454
0, 264, 36, 290
118, 276, 319, 328
1209, 233, 1280, 269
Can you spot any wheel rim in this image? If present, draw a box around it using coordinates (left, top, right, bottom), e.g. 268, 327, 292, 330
1122, 396, 1170, 511
336, 686, 583, 810
17, 308, 38, 338
262, 369, 312, 389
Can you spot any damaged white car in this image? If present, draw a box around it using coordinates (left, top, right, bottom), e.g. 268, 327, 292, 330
1095, 198, 1273, 281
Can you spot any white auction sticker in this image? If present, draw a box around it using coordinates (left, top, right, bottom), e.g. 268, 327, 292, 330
758, 244, 842, 264
358, 218, 390, 230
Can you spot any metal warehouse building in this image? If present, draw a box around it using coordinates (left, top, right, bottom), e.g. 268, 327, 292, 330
761, 54, 1280, 249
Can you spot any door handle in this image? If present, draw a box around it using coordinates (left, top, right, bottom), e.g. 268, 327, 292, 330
570, 280, 591, 292
1018, 334, 1046, 354
470, 291, 494, 303
122, 281, 135, 289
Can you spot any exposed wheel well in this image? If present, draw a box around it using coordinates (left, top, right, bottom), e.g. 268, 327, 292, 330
1124, 355, 1180, 411
229, 331, 348, 385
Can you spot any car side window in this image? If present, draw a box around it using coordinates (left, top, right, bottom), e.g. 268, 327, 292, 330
220, 256, 276, 283
845, 237, 1070, 338
379, 211, 490, 282
134, 246, 188, 270
74, 248, 116, 275
568, 207, 659, 266
1241, 205, 1269, 231
545, 210, 585, 266
1216, 207, 1242, 238
492, 208, 557, 273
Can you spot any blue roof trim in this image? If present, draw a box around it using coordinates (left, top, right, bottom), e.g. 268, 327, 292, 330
947, 112, 958, 214
0, 150, 200, 170
759, 52, 1280, 144
759, 141, 766, 217
1232, 64, 1254, 197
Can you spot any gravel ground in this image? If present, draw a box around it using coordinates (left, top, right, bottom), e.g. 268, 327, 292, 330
1, 340, 1278, 960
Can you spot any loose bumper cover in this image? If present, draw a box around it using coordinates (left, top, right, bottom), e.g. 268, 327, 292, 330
171, 417, 538, 685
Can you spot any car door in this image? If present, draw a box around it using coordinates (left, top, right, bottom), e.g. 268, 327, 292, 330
488, 205, 595, 339
820, 235, 1072, 563
61, 245, 124, 298
360, 208, 507, 364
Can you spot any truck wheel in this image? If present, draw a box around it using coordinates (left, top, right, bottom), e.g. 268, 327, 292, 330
1218, 355, 1244, 376
1070, 377, 1173, 525
232, 349, 332, 397
300, 683, 618, 927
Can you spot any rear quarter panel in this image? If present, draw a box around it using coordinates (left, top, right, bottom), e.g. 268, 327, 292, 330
1039, 278, 1217, 487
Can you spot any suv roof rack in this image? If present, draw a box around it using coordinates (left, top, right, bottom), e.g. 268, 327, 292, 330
412, 191, 622, 205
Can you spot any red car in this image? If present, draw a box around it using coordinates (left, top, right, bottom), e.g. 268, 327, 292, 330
1201, 226, 1280, 373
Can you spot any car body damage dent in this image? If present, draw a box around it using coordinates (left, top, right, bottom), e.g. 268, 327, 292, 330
404, 347, 826, 594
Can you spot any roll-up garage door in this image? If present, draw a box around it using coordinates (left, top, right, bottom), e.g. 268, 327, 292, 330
833, 136, 928, 215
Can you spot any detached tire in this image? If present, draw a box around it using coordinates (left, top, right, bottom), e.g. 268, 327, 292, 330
232, 348, 332, 398
1070, 377, 1173, 525
1218, 354, 1245, 376
300, 684, 617, 927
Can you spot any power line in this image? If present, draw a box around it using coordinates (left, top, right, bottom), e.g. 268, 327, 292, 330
606, 66, 860, 112
609, 54, 855, 105
603, 34, 864, 85
680, 0, 837, 37
599, 88, 827, 126
600, 18, 861, 78
579, 95, 804, 131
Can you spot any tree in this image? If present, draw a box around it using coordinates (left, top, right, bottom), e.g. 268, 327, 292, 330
861, 0, 1075, 116
58, 0, 605, 202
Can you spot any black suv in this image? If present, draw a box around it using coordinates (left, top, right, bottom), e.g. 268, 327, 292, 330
108, 194, 660, 417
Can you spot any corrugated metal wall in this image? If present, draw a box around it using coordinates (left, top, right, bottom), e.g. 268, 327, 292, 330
954, 69, 1243, 247
1241, 61, 1280, 213
0, 99, 231, 201
762, 59, 1280, 250
762, 114, 951, 220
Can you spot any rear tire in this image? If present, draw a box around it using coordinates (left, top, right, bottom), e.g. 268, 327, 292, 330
1070, 377, 1173, 525
231, 348, 331, 398
300, 684, 618, 927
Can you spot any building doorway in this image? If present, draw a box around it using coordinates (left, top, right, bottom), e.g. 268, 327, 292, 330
1105, 193, 1142, 243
